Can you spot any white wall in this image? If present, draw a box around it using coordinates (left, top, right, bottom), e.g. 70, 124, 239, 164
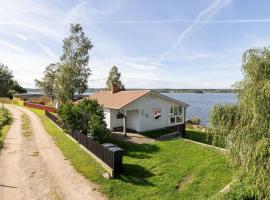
121, 93, 185, 132
109, 109, 123, 130
104, 108, 111, 129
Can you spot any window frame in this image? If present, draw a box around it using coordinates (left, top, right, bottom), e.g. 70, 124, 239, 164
168, 106, 183, 125
153, 109, 162, 120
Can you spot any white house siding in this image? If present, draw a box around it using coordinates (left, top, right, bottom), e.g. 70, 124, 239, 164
109, 109, 123, 129
121, 93, 185, 132
104, 108, 111, 129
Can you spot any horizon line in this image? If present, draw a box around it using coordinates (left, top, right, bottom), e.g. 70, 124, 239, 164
2, 18, 270, 25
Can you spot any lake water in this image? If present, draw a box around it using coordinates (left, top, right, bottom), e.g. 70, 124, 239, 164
164, 93, 237, 125
86, 91, 237, 126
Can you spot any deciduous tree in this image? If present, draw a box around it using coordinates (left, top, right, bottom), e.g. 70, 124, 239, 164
0, 63, 13, 97
106, 65, 125, 91
55, 24, 92, 101
209, 47, 270, 199
35, 63, 58, 96
0, 63, 26, 97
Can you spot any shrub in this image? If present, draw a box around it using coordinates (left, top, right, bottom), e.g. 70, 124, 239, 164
57, 101, 77, 130
88, 114, 109, 142
58, 99, 109, 143
208, 104, 239, 148
217, 181, 258, 200
188, 117, 201, 125
0, 108, 11, 130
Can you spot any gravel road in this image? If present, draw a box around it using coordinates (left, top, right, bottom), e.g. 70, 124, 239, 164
0, 105, 106, 200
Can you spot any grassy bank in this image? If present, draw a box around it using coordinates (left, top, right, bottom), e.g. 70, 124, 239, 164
31, 108, 234, 200
0, 108, 11, 151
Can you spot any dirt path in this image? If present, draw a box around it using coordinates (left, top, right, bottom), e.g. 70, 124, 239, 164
0, 105, 106, 200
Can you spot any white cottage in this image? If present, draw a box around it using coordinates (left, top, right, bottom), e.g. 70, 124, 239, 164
90, 86, 189, 136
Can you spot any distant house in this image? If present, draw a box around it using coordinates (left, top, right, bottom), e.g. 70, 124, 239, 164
89, 85, 189, 136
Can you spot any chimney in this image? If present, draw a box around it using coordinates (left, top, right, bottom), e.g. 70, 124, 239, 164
112, 84, 120, 94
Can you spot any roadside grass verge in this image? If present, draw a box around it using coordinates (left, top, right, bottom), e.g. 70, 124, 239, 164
30, 107, 234, 200
0, 108, 11, 151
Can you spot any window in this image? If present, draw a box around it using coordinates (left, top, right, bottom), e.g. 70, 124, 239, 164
170, 107, 173, 115
116, 113, 124, 119
154, 110, 162, 120
176, 116, 182, 123
178, 106, 182, 115
174, 107, 178, 115
169, 106, 183, 124
170, 117, 175, 124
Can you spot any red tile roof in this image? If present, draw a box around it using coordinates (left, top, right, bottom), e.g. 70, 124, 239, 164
89, 90, 151, 109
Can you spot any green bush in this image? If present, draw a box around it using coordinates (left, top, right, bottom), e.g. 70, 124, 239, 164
217, 181, 258, 200
58, 99, 109, 143
0, 108, 11, 129
88, 114, 109, 142
208, 104, 239, 148
189, 117, 201, 125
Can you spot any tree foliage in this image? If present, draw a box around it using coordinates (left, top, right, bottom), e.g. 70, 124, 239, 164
58, 99, 109, 142
36, 24, 92, 101
106, 65, 125, 90
35, 63, 58, 96
54, 24, 92, 101
209, 47, 270, 199
209, 104, 239, 147
10, 80, 27, 94
0, 63, 13, 97
0, 63, 26, 97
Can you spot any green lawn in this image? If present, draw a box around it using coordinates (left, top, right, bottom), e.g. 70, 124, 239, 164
0, 108, 11, 151
141, 127, 213, 145
31, 108, 234, 200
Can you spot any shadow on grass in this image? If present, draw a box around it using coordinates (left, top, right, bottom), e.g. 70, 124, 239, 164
116, 163, 155, 186
140, 127, 177, 139
106, 137, 160, 159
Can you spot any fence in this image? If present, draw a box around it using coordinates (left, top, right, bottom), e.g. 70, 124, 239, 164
45, 110, 124, 175
45, 111, 62, 127
24, 102, 56, 113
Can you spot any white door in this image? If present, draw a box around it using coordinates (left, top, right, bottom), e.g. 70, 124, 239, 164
126, 110, 139, 131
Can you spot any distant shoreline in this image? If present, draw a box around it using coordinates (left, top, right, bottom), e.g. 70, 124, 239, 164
26, 88, 236, 94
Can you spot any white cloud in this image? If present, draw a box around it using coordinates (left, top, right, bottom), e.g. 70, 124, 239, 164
158, 0, 232, 63
0, 40, 25, 54
0, 0, 244, 89
16, 33, 28, 40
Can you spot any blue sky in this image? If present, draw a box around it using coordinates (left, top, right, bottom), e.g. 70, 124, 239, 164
0, 0, 270, 89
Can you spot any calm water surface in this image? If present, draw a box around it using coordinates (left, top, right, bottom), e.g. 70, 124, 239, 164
86, 92, 237, 126
164, 93, 237, 125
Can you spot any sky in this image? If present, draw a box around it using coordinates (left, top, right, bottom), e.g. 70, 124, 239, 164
0, 0, 270, 89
